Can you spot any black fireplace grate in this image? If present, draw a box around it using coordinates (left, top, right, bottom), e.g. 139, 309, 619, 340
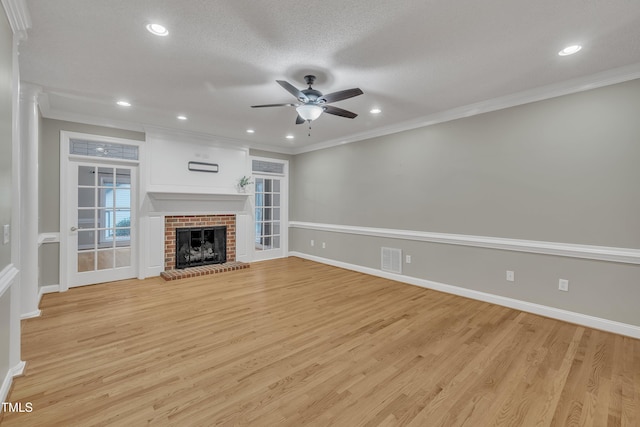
175, 226, 226, 269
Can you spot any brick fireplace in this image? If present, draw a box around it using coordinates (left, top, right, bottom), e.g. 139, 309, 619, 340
162, 214, 248, 280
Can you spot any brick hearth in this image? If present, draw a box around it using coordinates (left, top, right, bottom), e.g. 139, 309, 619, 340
163, 214, 248, 281
160, 261, 249, 281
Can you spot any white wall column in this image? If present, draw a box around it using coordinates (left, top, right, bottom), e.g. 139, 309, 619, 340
9, 27, 23, 370
3, 0, 32, 379
19, 83, 41, 318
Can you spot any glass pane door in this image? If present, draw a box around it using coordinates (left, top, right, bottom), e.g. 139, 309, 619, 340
255, 177, 281, 253
75, 165, 132, 276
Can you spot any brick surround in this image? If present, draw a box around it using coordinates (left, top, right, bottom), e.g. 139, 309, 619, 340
164, 214, 236, 271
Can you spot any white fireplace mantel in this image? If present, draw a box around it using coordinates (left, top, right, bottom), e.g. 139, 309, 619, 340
140, 129, 254, 278
146, 189, 251, 201
141, 191, 253, 278
144, 190, 251, 216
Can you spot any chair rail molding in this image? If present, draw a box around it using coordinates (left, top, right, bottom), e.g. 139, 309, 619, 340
38, 232, 60, 246
0, 264, 18, 298
289, 221, 640, 265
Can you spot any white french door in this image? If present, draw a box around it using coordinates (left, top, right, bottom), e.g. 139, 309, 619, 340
64, 160, 137, 287
252, 158, 288, 261
60, 131, 141, 290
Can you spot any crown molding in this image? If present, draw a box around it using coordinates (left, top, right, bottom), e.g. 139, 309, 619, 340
143, 125, 295, 155
292, 63, 640, 155
33, 62, 640, 158
36, 89, 146, 133
38, 96, 295, 155
40, 105, 146, 134
1, 0, 31, 39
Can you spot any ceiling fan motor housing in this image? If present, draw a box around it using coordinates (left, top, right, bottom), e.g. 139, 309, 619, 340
301, 75, 322, 102
304, 75, 316, 86
302, 88, 322, 102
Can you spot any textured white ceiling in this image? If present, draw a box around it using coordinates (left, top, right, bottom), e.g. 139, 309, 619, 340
20, 0, 640, 153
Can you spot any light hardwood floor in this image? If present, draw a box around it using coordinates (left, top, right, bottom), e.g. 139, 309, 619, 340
2, 257, 639, 426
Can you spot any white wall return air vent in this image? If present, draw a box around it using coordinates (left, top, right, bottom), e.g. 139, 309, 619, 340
381, 247, 402, 274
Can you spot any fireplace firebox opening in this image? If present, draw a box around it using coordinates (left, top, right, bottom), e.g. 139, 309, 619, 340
175, 226, 226, 269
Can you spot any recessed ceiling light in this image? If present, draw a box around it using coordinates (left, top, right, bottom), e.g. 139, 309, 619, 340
146, 23, 169, 36
246, 129, 255, 134
116, 100, 131, 107
370, 108, 382, 114
177, 115, 187, 120
558, 45, 582, 56
286, 135, 294, 139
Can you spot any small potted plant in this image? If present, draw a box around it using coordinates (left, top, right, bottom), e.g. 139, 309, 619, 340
238, 175, 253, 192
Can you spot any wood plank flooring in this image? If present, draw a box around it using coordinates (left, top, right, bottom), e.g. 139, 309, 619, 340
2, 257, 639, 426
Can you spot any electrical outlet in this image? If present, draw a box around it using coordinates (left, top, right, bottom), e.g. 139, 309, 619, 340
406, 255, 412, 264
559, 279, 569, 292
3, 224, 9, 245
310, 239, 314, 247
506, 270, 515, 282
322, 242, 326, 249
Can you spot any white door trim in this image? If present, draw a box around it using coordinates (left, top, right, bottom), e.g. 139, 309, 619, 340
59, 131, 142, 291
250, 157, 289, 261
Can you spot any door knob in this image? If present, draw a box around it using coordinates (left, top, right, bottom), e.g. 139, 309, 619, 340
70, 226, 78, 231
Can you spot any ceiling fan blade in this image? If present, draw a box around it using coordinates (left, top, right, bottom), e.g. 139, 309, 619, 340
323, 105, 358, 119
276, 80, 309, 102
251, 103, 296, 108
318, 88, 363, 104
295, 115, 305, 125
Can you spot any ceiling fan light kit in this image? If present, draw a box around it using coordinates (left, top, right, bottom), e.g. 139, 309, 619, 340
251, 75, 364, 134
296, 104, 323, 121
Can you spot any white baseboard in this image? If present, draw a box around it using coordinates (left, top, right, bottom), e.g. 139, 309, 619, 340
0, 369, 11, 408
20, 309, 41, 320
39, 284, 60, 295
289, 251, 640, 340
21, 285, 59, 320
0, 361, 26, 411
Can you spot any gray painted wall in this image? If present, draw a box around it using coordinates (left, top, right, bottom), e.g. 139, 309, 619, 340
293, 79, 640, 248
38, 119, 144, 286
290, 79, 640, 326
0, 9, 13, 385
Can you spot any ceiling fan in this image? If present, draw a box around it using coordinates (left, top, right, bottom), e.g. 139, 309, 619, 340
251, 75, 363, 125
